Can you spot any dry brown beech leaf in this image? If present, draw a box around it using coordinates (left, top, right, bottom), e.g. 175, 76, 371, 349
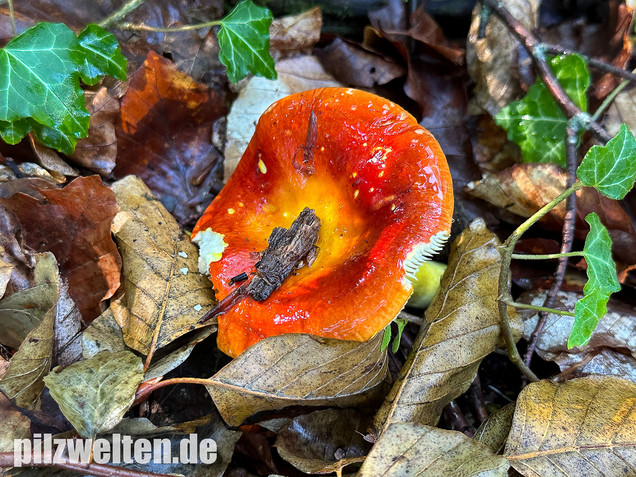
505, 376, 636, 476
520, 290, 636, 383
372, 219, 522, 435
474, 402, 516, 455
110, 175, 216, 356
466, 163, 635, 239
269, 7, 322, 59
0, 392, 31, 452
358, 423, 509, 476
275, 408, 371, 474
0, 253, 58, 409
466, 0, 540, 116
69, 87, 119, 177
0, 175, 122, 321
205, 333, 388, 427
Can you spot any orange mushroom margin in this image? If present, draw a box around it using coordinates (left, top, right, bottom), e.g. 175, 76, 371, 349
193, 87, 453, 358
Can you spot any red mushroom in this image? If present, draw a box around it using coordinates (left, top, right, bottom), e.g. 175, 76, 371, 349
193, 87, 453, 357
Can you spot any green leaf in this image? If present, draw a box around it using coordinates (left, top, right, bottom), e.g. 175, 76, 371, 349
44, 350, 144, 438
381, 324, 392, 352
577, 124, 636, 200
0, 22, 126, 154
569, 213, 620, 348
495, 54, 589, 167
217, 0, 276, 83
78, 24, 127, 85
391, 318, 408, 353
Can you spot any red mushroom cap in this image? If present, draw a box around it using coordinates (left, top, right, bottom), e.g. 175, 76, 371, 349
193, 87, 453, 357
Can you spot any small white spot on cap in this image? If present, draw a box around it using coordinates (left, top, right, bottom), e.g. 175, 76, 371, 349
258, 159, 267, 174
351, 105, 357, 111
227, 208, 235, 215
370, 187, 375, 192
415, 129, 425, 135
379, 171, 385, 178
354, 190, 359, 199
352, 172, 358, 178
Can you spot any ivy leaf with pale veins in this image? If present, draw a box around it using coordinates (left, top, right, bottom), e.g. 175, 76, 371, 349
0, 22, 126, 154
505, 376, 636, 476
570, 213, 620, 348
110, 176, 216, 356
577, 123, 636, 200
44, 350, 144, 438
206, 333, 388, 426
218, 0, 277, 83
495, 54, 589, 167
358, 423, 509, 476
372, 219, 522, 435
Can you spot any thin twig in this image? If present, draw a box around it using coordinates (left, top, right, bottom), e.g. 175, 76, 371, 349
0, 452, 174, 477
592, 68, 636, 122
524, 125, 580, 366
134, 377, 215, 405
114, 21, 220, 33
7, 0, 15, 36
480, 0, 611, 144
511, 251, 583, 260
98, 0, 147, 28
469, 375, 489, 423
443, 401, 474, 437
542, 44, 636, 84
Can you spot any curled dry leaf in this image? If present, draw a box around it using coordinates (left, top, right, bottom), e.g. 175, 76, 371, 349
269, 7, 322, 59
372, 219, 522, 434
110, 176, 216, 356
82, 303, 126, 359
0, 393, 31, 452
0, 254, 12, 300
70, 87, 119, 177
205, 333, 388, 427
404, 6, 465, 65
505, 376, 636, 476
521, 290, 636, 383
44, 350, 144, 438
223, 55, 342, 180
28, 134, 78, 179
114, 51, 226, 226
275, 408, 372, 474
466, 0, 540, 116
0, 253, 57, 409
0, 205, 35, 296
0, 175, 122, 321
474, 402, 516, 455
358, 423, 509, 477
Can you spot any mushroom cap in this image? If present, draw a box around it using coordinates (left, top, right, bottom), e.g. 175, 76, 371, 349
193, 87, 453, 357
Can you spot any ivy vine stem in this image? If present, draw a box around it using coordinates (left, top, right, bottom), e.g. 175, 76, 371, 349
501, 299, 576, 317
510, 251, 583, 260
497, 181, 585, 382
115, 21, 221, 33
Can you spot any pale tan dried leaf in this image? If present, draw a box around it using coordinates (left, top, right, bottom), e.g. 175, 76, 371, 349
521, 290, 636, 383
270, 7, 322, 59
358, 423, 509, 476
606, 85, 636, 137
223, 56, 341, 180
82, 303, 126, 359
0, 252, 59, 350
110, 176, 216, 356
206, 333, 388, 427
372, 219, 521, 434
467, 0, 540, 116
70, 87, 119, 176
28, 134, 78, 179
474, 402, 516, 454
505, 376, 636, 476
0, 254, 13, 300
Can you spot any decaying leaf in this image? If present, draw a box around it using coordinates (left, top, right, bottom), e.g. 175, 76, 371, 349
0, 252, 58, 409
0, 205, 36, 296
521, 290, 636, 383
0, 175, 122, 321
44, 350, 144, 438
82, 303, 126, 359
69, 87, 119, 177
0, 393, 31, 452
0, 255, 11, 300
474, 402, 516, 455
373, 219, 522, 434
206, 333, 388, 427
358, 423, 509, 476
223, 55, 341, 180
275, 408, 372, 474
505, 376, 636, 476
269, 7, 322, 59
114, 51, 226, 226
467, 0, 540, 116
110, 175, 216, 356
52, 279, 82, 368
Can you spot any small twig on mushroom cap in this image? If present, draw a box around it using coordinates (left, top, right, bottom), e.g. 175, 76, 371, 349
199, 207, 321, 323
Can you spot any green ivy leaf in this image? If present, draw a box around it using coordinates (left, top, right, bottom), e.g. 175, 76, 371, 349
569, 213, 620, 348
577, 124, 636, 200
391, 318, 409, 353
0, 22, 126, 154
78, 24, 127, 85
217, 0, 276, 83
381, 324, 392, 352
495, 54, 589, 167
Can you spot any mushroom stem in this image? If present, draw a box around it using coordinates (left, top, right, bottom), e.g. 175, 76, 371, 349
199, 207, 321, 323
